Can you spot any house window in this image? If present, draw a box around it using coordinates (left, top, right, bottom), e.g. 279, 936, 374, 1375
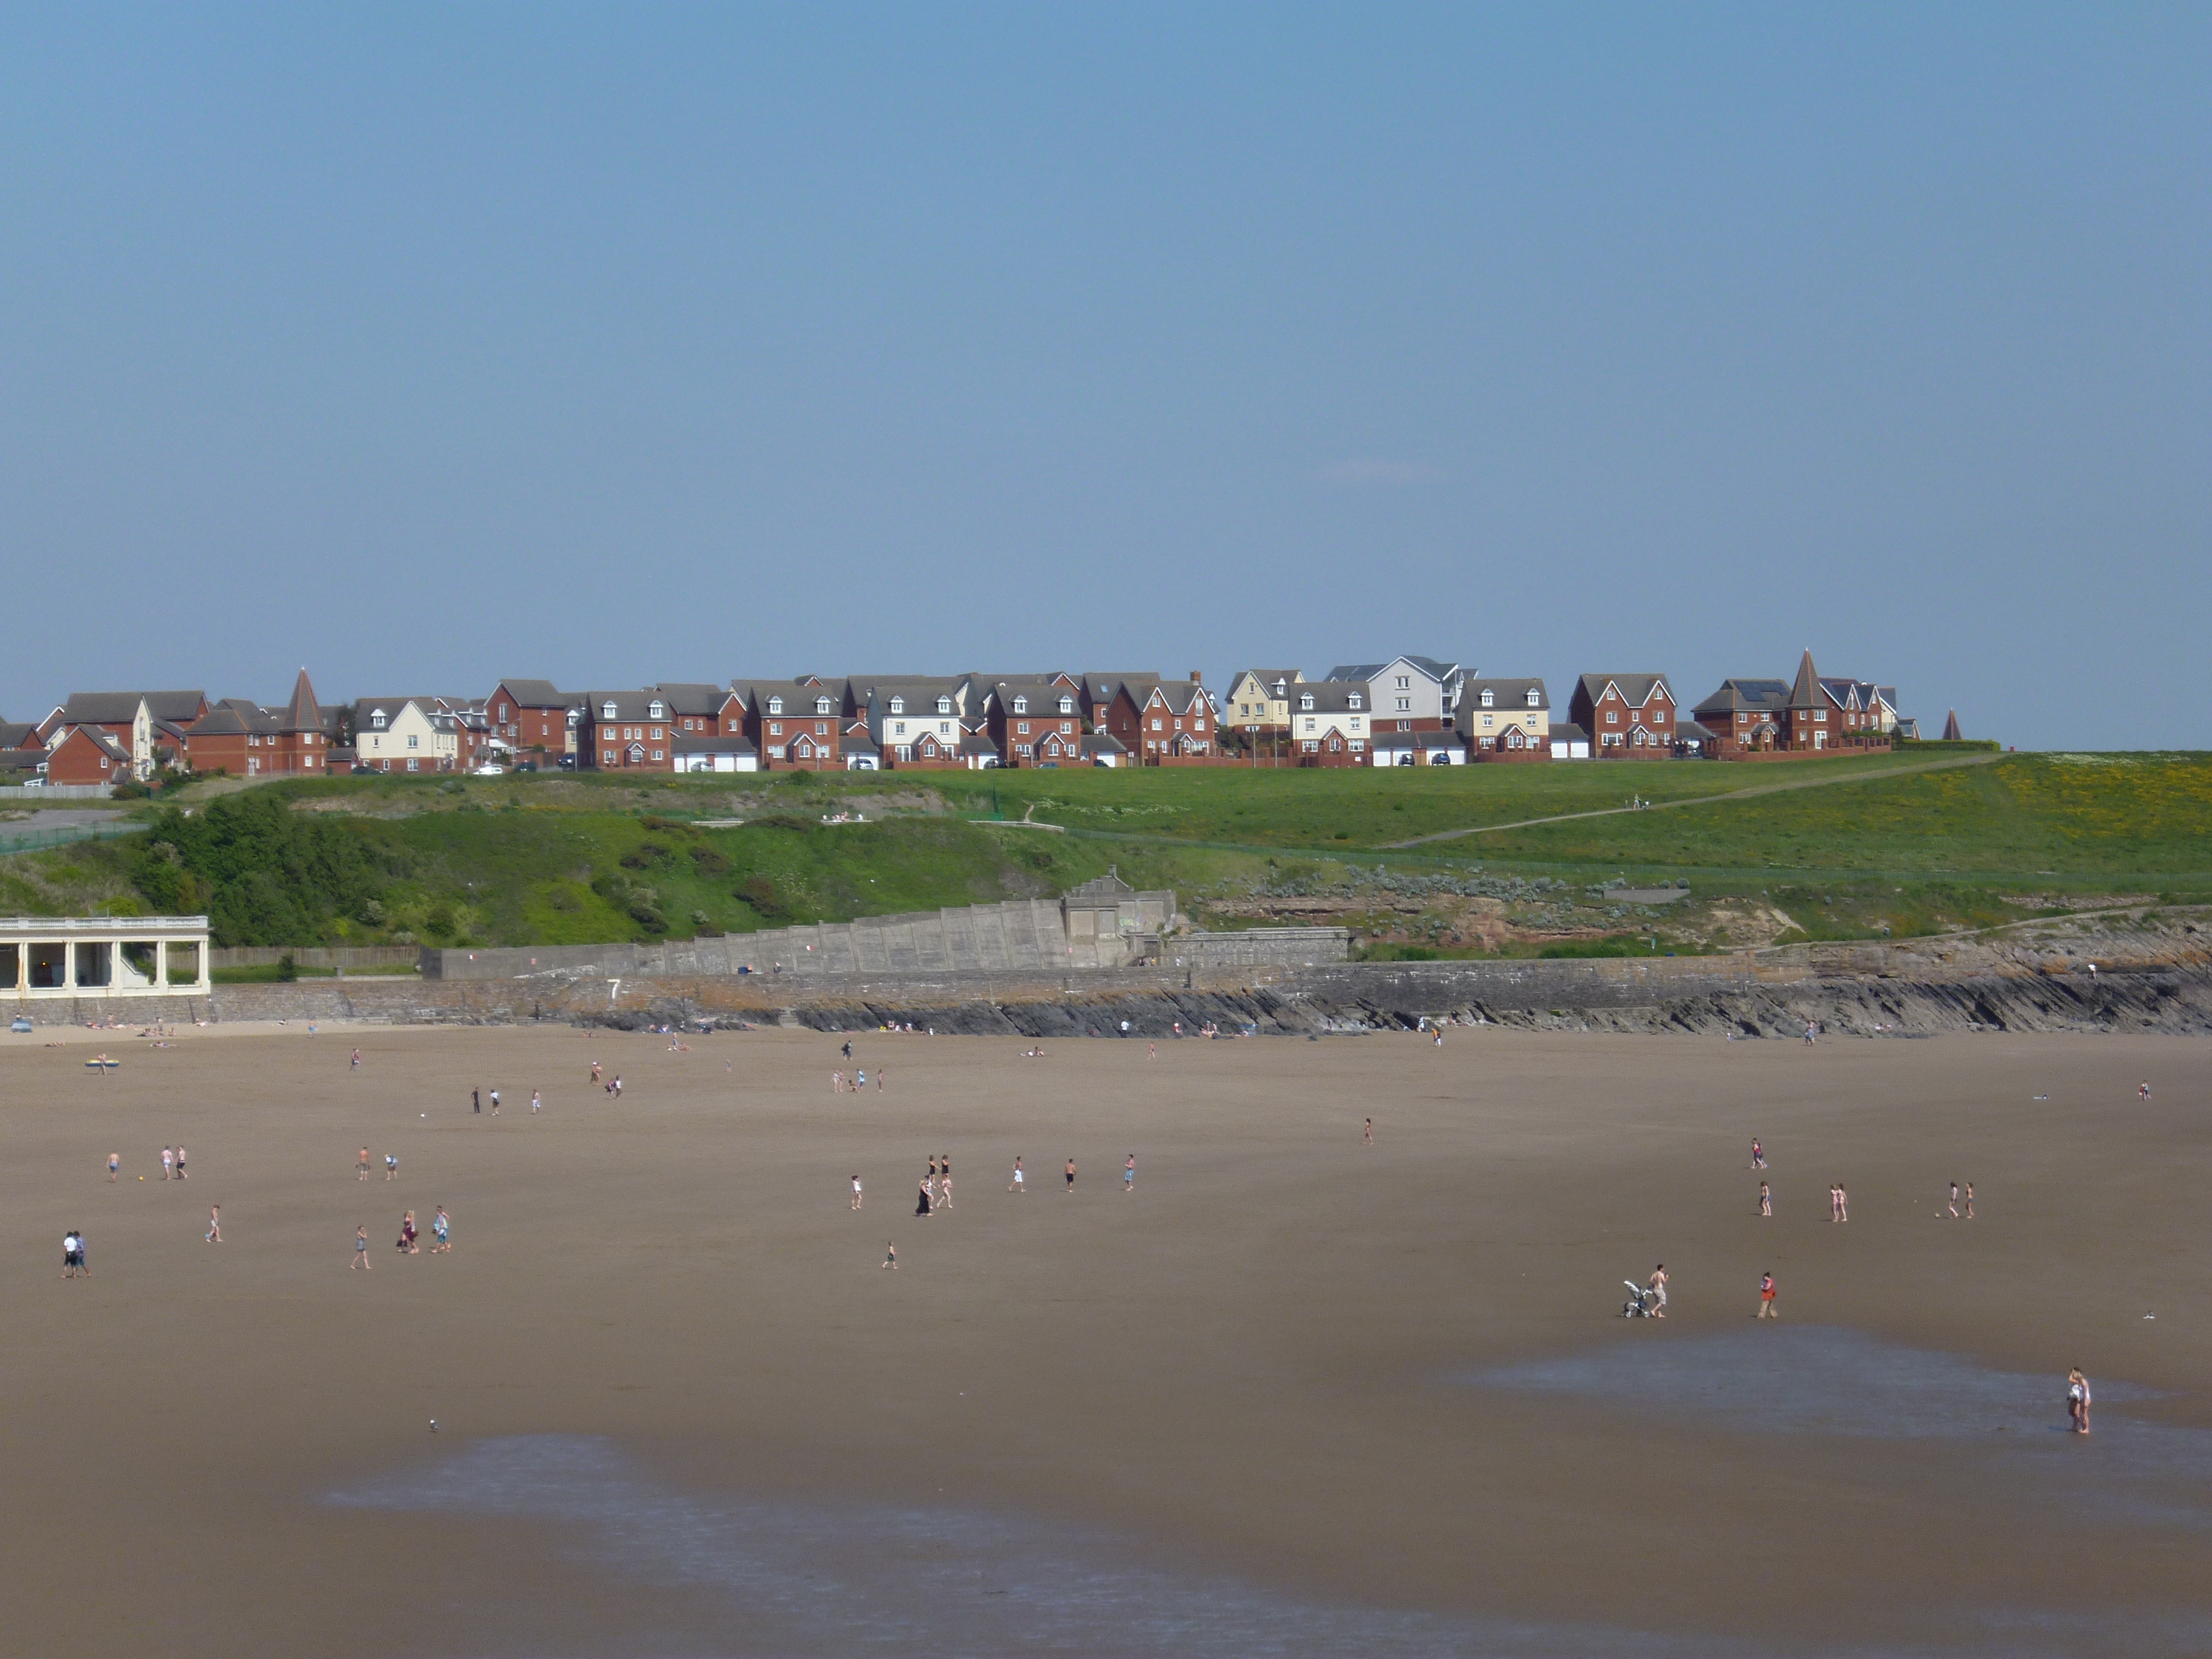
937, 696, 952, 714
1526, 689, 1540, 707
1304, 718, 1317, 733
939, 722, 953, 736
768, 746, 785, 759
647, 701, 665, 720
1150, 719, 1162, 731
1057, 697, 1073, 714
651, 749, 664, 761
1607, 711, 1618, 724
1299, 694, 1315, 711
896, 745, 913, 762
1396, 697, 1410, 712
408, 735, 420, 748
890, 697, 905, 714
1350, 718, 1363, 731
371, 710, 387, 729
815, 698, 832, 715
650, 727, 663, 740
768, 697, 784, 715
894, 721, 907, 737
406, 759, 419, 771
602, 751, 615, 765
1815, 709, 1827, 721
815, 723, 828, 736
1060, 722, 1073, 734
1302, 740, 1318, 753
602, 702, 617, 720
768, 723, 783, 737
1480, 689, 1494, 708
1012, 696, 1028, 714
1017, 722, 1030, 736
1349, 694, 1363, 709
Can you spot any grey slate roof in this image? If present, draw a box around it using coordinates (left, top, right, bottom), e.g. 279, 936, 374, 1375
1287, 680, 1371, 716
1461, 677, 1550, 714
651, 683, 730, 718
492, 679, 567, 706
0, 722, 39, 751
59, 692, 149, 725
1693, 678, 1791, 717
1577, 673, 1674, 710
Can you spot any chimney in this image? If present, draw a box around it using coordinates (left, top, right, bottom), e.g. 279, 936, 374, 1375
1189, 669, 1202, 685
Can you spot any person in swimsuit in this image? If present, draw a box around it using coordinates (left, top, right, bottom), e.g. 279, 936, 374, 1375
352, 1226, 372, 1269
1065, 1158, 1077, 1192
851, 1175, 863, 1211
1124, 1155, 1135, 1194
1948, 1181, 1960, 1219
1750, 1138, 1765, 1169
162, 1147, 174, 1181
2140, 1081, 2150, 1102
1758, 1272, 1777, 1319
1759, 1181, 1772, 1218
358, 1147, 371, 1181
883, 1239, 897, 1270
832, 1071, 844, 1093
1837, 1183, 1848, 1222
1648, 1265, 1667, 1318
1010, 1157, 1025, 1192
108, 1152, 119, 1183
174, 1145, 187, 1179
915, 1179, 932, 1217
938, 1156, 951, 1208
1829, 1183, 1840, 1222
876, 1068, 884, 1091
591, 1060, 602, 1085
206, 1204, 222, 1243
1964, 1182, 1975, 1219
2067, 1368, 2091, 1433
431, 1206, 451, 1252
1364, 1118, 1374, 1146
928, 1155, 938, 1183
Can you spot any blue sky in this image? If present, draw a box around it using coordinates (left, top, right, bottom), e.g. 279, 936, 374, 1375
3, 7, 2205, 747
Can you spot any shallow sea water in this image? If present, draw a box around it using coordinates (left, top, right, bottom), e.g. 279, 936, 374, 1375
329, 1416, 2209, 1658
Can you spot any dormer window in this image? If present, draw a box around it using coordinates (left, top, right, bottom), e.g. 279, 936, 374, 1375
815, 697, 832, 715
1526, 689, 1540, 707
1299, 693, 1315, 711
767, 697, 784, 715
1012, 696, 1028, 714
647, 700, 666, 720
1057, 696, 1073, 714
1348, 694, 1363, 709
370, 709, 388, 730
936, 696, 951, 714
889, 697, 905, 715
601, 701, 618, 720
1480, 689, 1495, 708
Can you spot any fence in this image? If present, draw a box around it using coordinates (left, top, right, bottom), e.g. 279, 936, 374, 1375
0, 821, 145, 856
206, 945, 422, 970
0, 785, 115, 801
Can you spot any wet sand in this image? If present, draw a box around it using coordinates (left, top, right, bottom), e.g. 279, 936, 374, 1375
4, 1023, 2209, 1657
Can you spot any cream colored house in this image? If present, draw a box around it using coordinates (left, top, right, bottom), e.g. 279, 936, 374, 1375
1457, 678, 1551, 754
1225, 668, 1302, 736
352, 698, 462, 773
1290, 681, 1370, 759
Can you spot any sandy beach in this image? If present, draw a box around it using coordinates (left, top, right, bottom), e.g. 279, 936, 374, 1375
4, 1022, 2209, 1658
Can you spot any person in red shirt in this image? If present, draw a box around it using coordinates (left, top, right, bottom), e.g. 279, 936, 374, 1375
1757, 1272, 1777, 1320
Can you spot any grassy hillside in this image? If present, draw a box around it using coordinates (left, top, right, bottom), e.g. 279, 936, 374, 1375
4, 753, 2205, 956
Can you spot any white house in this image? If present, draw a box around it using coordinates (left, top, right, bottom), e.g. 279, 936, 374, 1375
1326, 655, 1466, 732
352, 698, 462, 773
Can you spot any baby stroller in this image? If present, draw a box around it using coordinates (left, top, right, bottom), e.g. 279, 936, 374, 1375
1622, 1279, 1659, 1318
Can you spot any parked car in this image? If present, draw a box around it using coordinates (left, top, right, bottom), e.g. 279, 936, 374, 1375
513, 760, 538, 773
558, 755, 577, 770
470, 764, 507, 776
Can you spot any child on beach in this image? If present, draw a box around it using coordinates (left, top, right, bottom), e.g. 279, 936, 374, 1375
108, 1152, 119, 1183
852, 1175, 864, 1211
1065, 1157, 1077, 1192
1758, 1273, 1776, 1318
1751, 1138, 1765, 1169
1009, 1157, 1025, 1192
2067, 1368, 2091, 1433
1124, 1154, 1135, 1194
431, 1206, 451, 1252
386, 1153, 398, 1181
206, 1205, 222, 1243
883, 1239, 897, 1269
1759, 1182, 1772, 1217
1949, 1181, 1960, 1219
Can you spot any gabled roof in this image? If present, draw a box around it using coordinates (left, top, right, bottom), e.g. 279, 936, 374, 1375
59, 692, 150, 726
143, 691, 209, 723
491, 679, 566, 706
56, 724, 133, 762
186, 706, 251, 738
1550, 722, 1590, 743
1139, 678, 1209, 716
1693, 678, 1790, 717
961, 731, 1001, 757
1287, 680, 1371, 715
1372, 729, 1467, 751
1326, 655, 1461, 687
0, 721, 40, 751
650, 683, 729, 718
989, 679, 1079, 717
740, 678, 848, 714
1462, 677, 1549, 712
1230, 668, 1303, 692
577, 690, 676, 722
1080, 732, 1125, 757
1082, 673, 1158, 706
1577, 673, 1673, 709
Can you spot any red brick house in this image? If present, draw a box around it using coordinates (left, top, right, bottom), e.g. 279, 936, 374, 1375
738, 679, 845, 769
487, 680, 575, 762
1693, 653, 1895, 757
44, 723, 136, 785
183, 673, 330, 777
985, 680, 1084, 767
1103, 674, 1214, 762
575, 692, 683, 772
1569, 674, 1678, 757
41, 690, 210, 779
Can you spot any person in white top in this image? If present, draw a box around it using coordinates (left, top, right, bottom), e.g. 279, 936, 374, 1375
850, 1175, 863, 1211
1009, 1157, 1025, 1193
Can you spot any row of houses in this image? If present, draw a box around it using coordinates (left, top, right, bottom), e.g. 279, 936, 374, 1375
0, 653, 1933, 785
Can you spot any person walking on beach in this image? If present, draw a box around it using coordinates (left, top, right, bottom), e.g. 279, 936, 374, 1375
832, 1071, 844, 1093
1759, 1181, 1772, 1218
1147, 1042, 1156, 1059
1829, 1183, 1841, 1222
205, 1204, 222, 1244
431, 1206, 451, 1252
351, 1047, 361, 1071
1837, 1183, 1848, 1222
852, 1068, 865, 1090
1009, 1157, 1025, 1193
938, 1155, 951, 1208
591, 1060, 602, 1085
876, 1067, 884, 1091
489, 1088, 500, 1116
108, 1152, 119, 1183
531, 1090, 541, 1114
1751, 1138, 1766, 1169
162, 1146, 174, 1181
851, 1175, 864, 1211
174, 1144, 187, 1180
385, 1152, 398, 1181
352, 1225, 372, 1270
2140, 1080, 2150, 1102
358, 1147, 371, 1181
2067, 1368, 2091, 1433
1948, 1181, 1960, 1219
1757, 1272, 1777, 1319
1964, 1181, 1975, 1220
398, 1211, 419, 1253
1124, 1154, 1135, 1194
1364, 1118, 1374, 1146
63, 1228, 86, 1278
1804, 1020, 1818, 1046
882, 1239, 897, 1270
915, 1178, 932, 1218
1065, 1157, 1077, 1193
1647, 1265, 1668, 1318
